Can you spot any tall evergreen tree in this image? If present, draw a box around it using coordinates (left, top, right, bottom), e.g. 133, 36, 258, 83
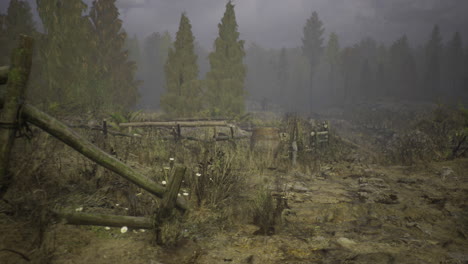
359, 58, 372, 99
389, 35, 417, 99
325, 32, 340, 103
276, 47, 288, 106
36, 0, 96, 111
302, 11, 324, 110
90, 0, 139, 111
444, 32, 464, 96
160, 13, 201, 116
340, 45, 360, 103
375, 43, 388, 98
424, 25, 443, 99
0, 0, 35, 65
206, 1, 246, 117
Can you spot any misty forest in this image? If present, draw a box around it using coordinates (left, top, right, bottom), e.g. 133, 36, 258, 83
0, 0, 467, 263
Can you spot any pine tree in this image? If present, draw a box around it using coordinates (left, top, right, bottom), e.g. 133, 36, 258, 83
375, 43, 388, 98
0, 0, 36, 65
160, 13, 201, 117
445, 32, 464, 95
302, 11, 324, 109
424, 25, 443, 99
36, 0, 96, 111
389, 35, 417, 99
90, 0, 139, 111
276, 47, 288, 106
340, 45, 359, 103
141, 32, 167, 109
359, 58, 372, 100
206, 1, 246, 117
325, 33, 340, 103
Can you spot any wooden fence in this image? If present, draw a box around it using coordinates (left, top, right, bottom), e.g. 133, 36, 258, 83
0, 35, 186, 236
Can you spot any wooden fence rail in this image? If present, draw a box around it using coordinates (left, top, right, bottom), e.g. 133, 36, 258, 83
22, 103, 188, 211
119, 120, 230, 128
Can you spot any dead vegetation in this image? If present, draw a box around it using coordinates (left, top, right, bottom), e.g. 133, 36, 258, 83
0, 103, 467, 263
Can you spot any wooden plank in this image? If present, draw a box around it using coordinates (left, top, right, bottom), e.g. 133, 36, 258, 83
21, 103, 188, 211
119, 120, 229, 128
0, 35, 33, 198
56, 211, 153, 229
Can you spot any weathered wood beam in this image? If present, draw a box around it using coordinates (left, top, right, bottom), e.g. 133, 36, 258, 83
119, 120, 229, 128
161, 166, 186, 213
0, 66, 9, 85
67, 123, 141, 138
21, 103, 188, 211
0, 35, 33, 198
56, 211, 153, 229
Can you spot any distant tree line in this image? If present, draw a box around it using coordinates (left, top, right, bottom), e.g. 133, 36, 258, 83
2, 1, 467, 117
246, 12, 468, 113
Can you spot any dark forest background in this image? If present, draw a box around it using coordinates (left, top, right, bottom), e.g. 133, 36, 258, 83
1, 0, 467, 118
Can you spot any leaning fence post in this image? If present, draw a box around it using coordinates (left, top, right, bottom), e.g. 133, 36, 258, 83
155, 166, 186, 245
0, 35, 33, 198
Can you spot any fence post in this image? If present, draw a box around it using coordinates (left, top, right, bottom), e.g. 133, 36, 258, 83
155, 166, 186, 245
0, 35, 33, 198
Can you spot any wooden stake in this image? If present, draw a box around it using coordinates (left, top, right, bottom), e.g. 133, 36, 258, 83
0, 35, 33, 197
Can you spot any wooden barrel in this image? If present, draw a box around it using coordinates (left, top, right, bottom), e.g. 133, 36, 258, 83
250, 127, 280, 152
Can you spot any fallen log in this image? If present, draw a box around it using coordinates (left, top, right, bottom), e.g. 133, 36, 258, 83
0, 35, 33, 198
55, 211, 153, 229
20, 103, 188, 211
119, 120, 229, 128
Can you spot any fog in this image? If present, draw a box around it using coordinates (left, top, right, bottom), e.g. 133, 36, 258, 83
1, 0, 467, 113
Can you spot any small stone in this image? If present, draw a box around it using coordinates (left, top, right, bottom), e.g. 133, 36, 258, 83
337, 237, 357, 249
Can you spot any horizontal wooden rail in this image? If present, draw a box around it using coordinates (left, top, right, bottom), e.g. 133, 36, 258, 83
119, 120, 230, 128
55, 211, 153, 229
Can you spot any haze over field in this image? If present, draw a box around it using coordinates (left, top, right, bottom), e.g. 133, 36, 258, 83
1, 0, 468, 48
1, 0, 467, 113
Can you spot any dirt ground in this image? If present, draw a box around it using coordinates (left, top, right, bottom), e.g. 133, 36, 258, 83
1, 104, 467, 264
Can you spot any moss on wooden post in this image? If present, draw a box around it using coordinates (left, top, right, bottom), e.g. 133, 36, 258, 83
0, 35, 33, 198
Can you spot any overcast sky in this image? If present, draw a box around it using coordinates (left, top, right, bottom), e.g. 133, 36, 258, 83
1, 0, 468, 49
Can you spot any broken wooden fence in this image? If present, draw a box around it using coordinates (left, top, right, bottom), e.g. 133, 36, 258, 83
0, 35, 186, 231
120, 120, 248, 142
